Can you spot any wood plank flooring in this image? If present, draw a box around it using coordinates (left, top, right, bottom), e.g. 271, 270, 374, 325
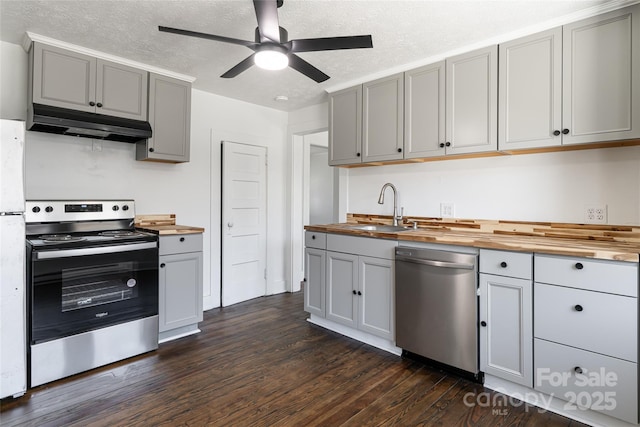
1, 291, 587, 426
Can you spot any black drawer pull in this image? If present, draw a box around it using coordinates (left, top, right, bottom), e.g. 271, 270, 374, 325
575, 262, 584, 270
574, 304, 583, 312
574, 366, 583, 374
311, 235, 316, 240
500, 261, 507, 268
180, 237, 185, 242
480, 321, 487, 327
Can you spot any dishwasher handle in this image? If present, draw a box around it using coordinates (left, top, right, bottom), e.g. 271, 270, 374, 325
395, 254, 475, 270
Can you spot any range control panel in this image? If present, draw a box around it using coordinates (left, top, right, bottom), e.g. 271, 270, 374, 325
25, 200, 135, 223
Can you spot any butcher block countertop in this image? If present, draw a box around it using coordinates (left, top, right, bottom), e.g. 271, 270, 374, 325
135, 214, 204, 235
305, 214, 640, 263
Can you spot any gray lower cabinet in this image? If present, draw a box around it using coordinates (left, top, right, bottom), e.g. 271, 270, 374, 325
533, 254, 638, 424
479, 249, 533, 387
137, 74, 191, 163
304, 248, 326, 317
158, 234, 203, 342
31, 42, 148, 121
445, 45, 498, 155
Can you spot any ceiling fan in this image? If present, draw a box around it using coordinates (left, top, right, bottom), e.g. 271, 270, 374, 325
159, 0, 373, 83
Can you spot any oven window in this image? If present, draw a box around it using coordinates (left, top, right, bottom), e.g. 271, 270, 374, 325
61, 262, 139, 312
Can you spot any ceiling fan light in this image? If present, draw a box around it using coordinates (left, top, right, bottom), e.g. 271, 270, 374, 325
255, 49, 289, 70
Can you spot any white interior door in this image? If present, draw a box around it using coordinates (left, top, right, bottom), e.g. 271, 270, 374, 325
222, 141, 267, 307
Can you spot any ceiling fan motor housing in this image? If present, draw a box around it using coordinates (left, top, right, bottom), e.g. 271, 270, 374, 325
255, 26, 288, 44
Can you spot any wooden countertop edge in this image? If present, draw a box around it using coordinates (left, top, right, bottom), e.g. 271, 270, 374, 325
137, 225, 205, 235
304, 224, 640, 263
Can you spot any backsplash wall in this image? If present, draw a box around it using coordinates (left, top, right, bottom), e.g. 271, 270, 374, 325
347, 145, 640, 225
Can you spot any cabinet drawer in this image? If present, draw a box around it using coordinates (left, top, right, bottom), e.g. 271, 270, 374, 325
534, 283, 637, 362
305, 232, 326, 250
534, 338, 638, 424
480, 249, 532, 279
535, 254, 638, 297
327, 234, 397, 259
159, 233, 203, 255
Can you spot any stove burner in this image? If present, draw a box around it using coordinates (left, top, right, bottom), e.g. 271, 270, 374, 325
99, 230, 140, 238
39, 234, 86, 243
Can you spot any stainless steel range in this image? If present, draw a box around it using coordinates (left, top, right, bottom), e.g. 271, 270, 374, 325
25, 200, 159, 387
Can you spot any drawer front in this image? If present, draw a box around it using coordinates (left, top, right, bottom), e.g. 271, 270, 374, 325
159, 233, 203, 255
480, 249, 532, 279
534, 283, 637, 362
305, 231, 326, 250
535, 254, 638, 297
534, 338, 638, 424
327, 234, 397, 260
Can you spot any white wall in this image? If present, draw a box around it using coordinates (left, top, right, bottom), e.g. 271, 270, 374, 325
1, 41, 289, 310
0, 41, 27, 120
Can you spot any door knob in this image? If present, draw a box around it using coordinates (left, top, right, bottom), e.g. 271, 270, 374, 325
227, 222, 234, 228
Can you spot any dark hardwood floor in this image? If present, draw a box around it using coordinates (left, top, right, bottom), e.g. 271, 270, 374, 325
1, 291, 587, 426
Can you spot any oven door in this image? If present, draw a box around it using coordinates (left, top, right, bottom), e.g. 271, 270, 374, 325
29, 241, 158, 344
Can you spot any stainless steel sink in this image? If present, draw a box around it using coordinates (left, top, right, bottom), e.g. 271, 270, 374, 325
346, 224, 410, 232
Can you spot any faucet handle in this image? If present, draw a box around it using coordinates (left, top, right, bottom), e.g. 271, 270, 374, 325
397, 207, 404, 222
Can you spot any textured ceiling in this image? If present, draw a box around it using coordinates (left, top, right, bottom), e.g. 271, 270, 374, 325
0, 0, 628, 111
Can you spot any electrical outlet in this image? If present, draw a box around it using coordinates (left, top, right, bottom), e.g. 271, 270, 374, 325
440, 202, 455, 218
92, 140, 102, 152
584, 204, 607, 224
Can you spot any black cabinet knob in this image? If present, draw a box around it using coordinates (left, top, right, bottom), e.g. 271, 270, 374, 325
357, 291, 362, 296
32, 206, 40, 213
89, 101, 96, 106
96, 102, 103, 108
112, 205, 119, 211
574, 366, 583, 374
311, 235, 316, 240
160, 263, 166, 268
439, 143, 445, 148
180, 237, 185, 242
575, 262, 584, 270
574, 304, 583, 312
553, 130, 561, 136
562, 129, 570, 135
397, 148, 402, 153
480, 321, 487, 327
500, 261, 508, 268
149, 147, 155, 153
445, 142, 451, 147
303, 278, 306, 282
122, 205, 129, 211
356, 152, 361, 157
45, 206, 53, 213
352, 290, 357, 295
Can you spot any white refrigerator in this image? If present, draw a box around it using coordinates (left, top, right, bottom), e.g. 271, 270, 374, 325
0, 119, 26, 398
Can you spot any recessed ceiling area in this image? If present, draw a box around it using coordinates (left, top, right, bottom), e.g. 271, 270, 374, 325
0, 0, 628, 112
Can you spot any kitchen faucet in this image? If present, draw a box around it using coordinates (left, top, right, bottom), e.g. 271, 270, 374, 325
377, 183, 403, 226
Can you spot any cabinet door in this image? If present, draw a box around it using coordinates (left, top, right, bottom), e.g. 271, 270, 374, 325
498, 28, 562, 150
96, 59, 148, 121
325, 251, 358, 328
159, 251, 204, 333
480, 273, 532, 387
329, 86, 362, 165
358, 256, 393, 340
404, 61, 446, 158
138, 74, 191, 163
32, 43, 96, 113
562, 4, 640, 144
362, 74, 404, 162
446, 45, 498, 155
304, 248, 326, 317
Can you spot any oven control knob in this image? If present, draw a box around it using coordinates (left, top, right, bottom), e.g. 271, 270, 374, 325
122, 205, 129, 211
32, 206, 41, 213
45, 206, 53, 213
112, 205, 119, 211
126, 278, 137, 288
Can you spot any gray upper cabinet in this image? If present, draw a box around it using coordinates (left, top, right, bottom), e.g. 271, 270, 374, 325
136, 74, 191, 163
329, 86, 362, 165
445, 45, 498, 155
562, 4, 640, 145
498, 28, 562, 150
404, 61, 446, 159
32, 43, 148, 121
362, 74, 404, 162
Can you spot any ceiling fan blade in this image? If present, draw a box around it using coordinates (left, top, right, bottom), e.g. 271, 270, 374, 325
253, 0, 281, 43
159, 26, 257, 48
287, 35, 373, 52
288, 54, 329, 83
220, 54, 256, 78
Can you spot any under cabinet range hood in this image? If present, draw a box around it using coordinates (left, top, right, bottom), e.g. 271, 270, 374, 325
27, 104, 152, 143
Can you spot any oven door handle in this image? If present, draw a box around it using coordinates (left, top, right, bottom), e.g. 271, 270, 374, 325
35, 241, 157, 260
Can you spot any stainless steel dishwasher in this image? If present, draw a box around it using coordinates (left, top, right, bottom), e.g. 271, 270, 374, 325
395, 246, 480, 379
